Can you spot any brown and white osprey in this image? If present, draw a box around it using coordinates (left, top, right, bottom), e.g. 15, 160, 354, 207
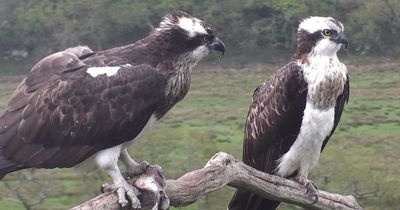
228, 17, 349, 210
0, 11, 224, 208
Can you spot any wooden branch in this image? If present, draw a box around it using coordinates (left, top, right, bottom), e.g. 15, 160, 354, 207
71, 152, 362, 210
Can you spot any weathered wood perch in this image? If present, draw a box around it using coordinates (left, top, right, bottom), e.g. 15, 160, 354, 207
71, 152, 362, 210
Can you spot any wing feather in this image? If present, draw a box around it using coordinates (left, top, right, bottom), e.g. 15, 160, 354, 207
7, 46, 93, 112
0, 48, 166, 168
243, 61, 308, 173
321, 75, 350, 151
230, 62, 308, 210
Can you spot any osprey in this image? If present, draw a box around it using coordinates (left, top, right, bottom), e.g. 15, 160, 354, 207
228, 16, 349, 210
0, 11, 225, 208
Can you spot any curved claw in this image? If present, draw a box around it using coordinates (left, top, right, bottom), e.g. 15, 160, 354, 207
305, 181, 319, 204
101, 181, 141, 208
295, 175, 319, 204
137, 160, 150, 173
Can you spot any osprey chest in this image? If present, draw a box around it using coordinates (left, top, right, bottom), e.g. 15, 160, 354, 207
155, 64, 192, 118
302, 58, 347, 110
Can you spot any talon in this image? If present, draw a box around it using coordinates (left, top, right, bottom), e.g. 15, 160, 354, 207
305, 182, 318, 204
127, 160, 150, 176
295, 175, 319, 204
305, 182, 319, 203
116, 187, 129, 207
101, 183, 115, 193
154, 164, 165, 178
312, 194, 318, 204
103, 180, 141, 208
126, 188, 141, 208
140, 160, 150, 167
139, 160, 150, 171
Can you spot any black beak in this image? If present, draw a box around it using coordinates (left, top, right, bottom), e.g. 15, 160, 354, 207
331, 32, 348, 49
208, 37, 225, 57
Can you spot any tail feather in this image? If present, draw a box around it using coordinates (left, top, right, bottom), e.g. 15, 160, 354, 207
0, 156, 25, 180
228, 190, 280, 210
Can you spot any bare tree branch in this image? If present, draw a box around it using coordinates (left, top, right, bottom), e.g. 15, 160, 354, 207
71, 152, 362, 210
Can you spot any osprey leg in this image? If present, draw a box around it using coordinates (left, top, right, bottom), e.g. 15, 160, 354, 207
120, 149, 149, 175
105, 163, 141, 208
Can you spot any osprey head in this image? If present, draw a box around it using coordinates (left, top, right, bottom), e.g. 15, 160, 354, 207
155, 11, 225, 62
296, 16, 348, 57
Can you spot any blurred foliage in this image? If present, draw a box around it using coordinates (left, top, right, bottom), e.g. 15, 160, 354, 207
1, 1, 400, 210
1, 0, 400, 62
1, 62, 400, 209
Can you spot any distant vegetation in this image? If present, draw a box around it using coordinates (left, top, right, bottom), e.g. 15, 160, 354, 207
0, 0, 400, 65
0, 1, 399, 210
0, 63, 399, 210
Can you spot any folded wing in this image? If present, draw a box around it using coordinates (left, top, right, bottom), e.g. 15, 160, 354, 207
0, 47, 166, 169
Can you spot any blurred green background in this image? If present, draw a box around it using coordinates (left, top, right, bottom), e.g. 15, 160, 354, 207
0, 0, 399, 210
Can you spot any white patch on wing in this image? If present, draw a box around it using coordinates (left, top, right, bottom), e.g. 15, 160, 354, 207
276, 103, 334, 177
299, 16, 343, 34
76, 114, 158, 172
177, 16, 207, 37
86, 66, 121, 77
121, 63, 132, 67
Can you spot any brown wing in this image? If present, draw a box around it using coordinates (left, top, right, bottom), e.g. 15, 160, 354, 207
321, 75, 350, 151
0, 51, 166, 169
6, 46, 94, 112
229, 62, 308, 210
243, 62, 308, 173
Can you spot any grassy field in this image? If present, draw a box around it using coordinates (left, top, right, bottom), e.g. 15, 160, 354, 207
0, 60, 399, 210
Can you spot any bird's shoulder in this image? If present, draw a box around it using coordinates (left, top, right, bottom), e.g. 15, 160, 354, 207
246, 61, 307, 136
7, 46, 94, 112
7, 45, 166, 112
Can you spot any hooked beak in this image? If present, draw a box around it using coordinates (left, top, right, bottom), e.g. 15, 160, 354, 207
208, 37, 225, 57
331, 32, 348, 49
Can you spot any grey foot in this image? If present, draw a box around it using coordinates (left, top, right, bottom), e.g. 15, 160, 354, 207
101, 181, 141, 208
295, 175, 319, 204
127, 160, 150, 177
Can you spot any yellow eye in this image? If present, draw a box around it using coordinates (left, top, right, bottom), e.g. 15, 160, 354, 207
202, 35, 211, 43
323, 29, 332, 36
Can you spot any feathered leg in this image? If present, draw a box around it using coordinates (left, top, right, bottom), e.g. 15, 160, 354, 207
105, 164, 141, 208
94, 146, 142, 208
